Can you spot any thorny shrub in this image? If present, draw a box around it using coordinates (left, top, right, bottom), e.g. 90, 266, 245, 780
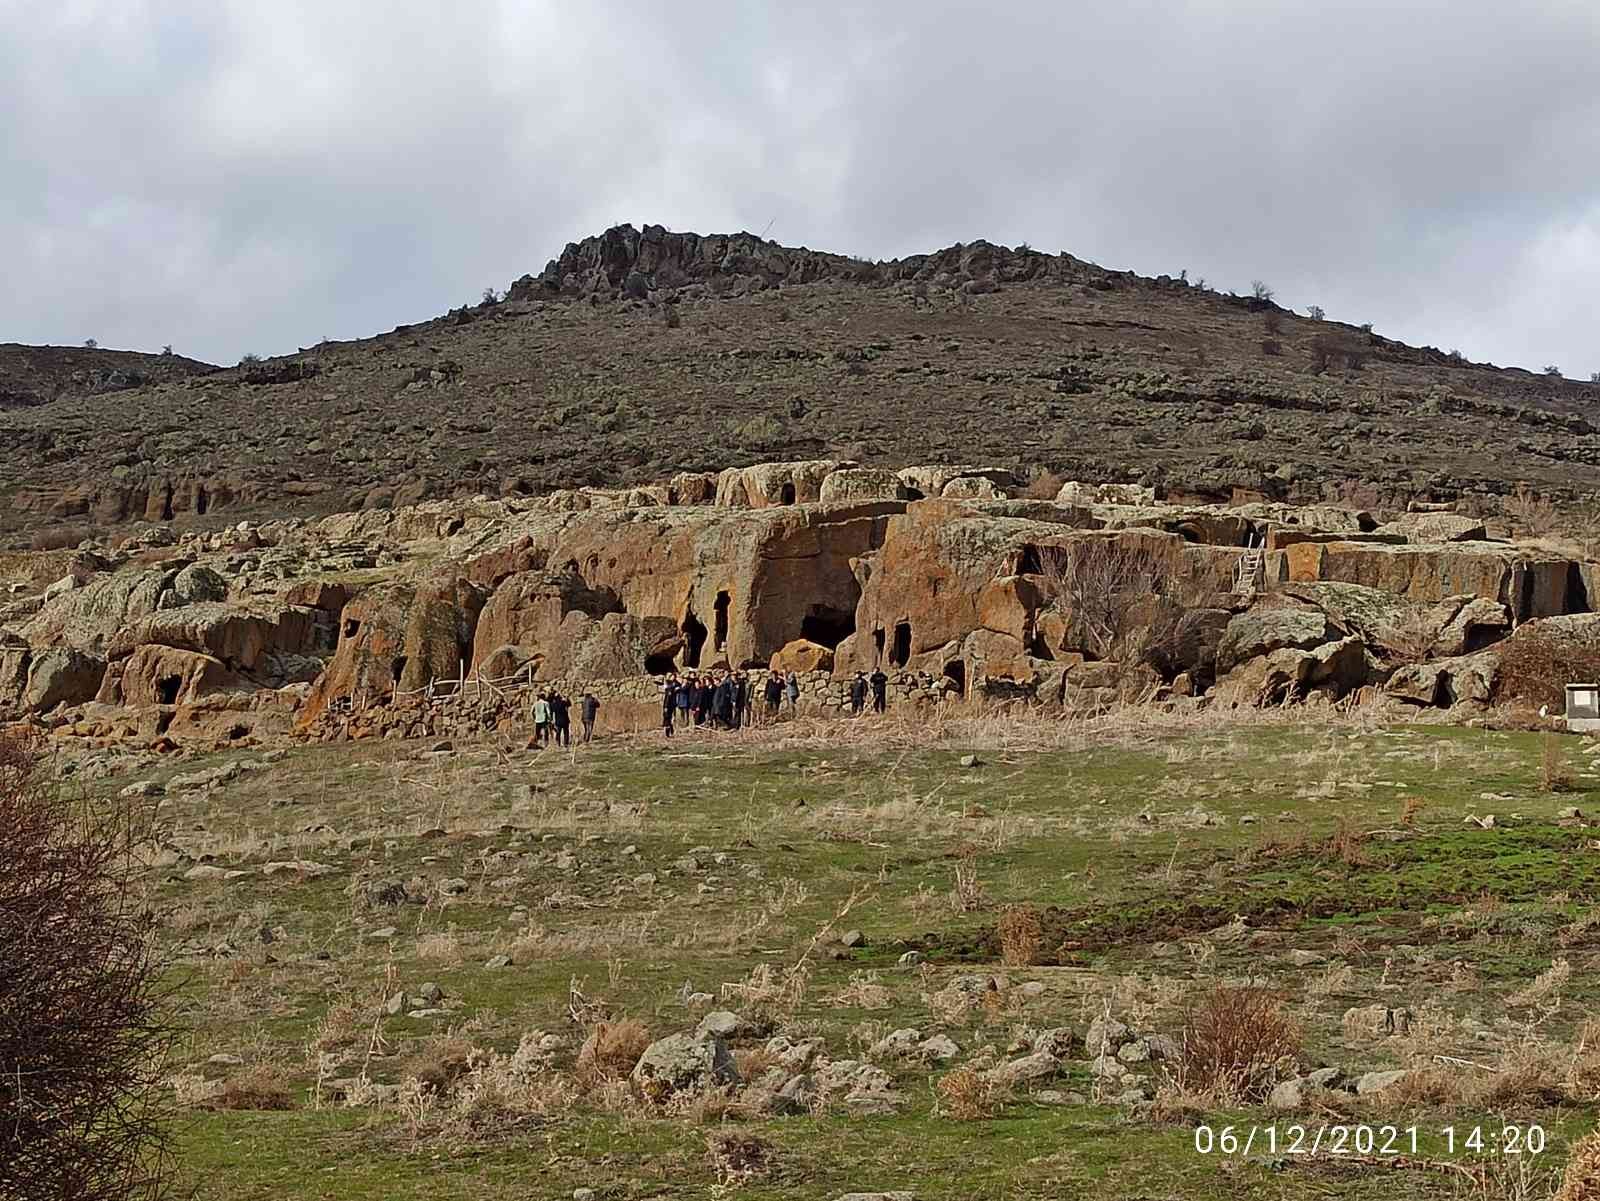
1173, 986, 1300, 1105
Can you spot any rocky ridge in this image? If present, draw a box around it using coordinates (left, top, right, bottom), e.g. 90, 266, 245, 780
4, 225, 1599, 545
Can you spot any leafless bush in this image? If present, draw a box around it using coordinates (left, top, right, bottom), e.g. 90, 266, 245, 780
1375, 607, 1442, 665
574, 1018, 650, 1086
213, 1064, 296, 1111
997, 904, 1043, 967
1504, 483, 1559, 538
935, 1064, 1007, 1119
0, 729, 174, 1201
1173, 987, 1300, 1105
1020, 470, 1065, 501
1497, 625, 1600, 710
1558, 1127, 1600, 1201
1039, 540, 1176, 661
1541, 734, 1576, 793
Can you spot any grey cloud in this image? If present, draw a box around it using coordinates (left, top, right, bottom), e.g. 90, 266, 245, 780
1, 0, 1597, 374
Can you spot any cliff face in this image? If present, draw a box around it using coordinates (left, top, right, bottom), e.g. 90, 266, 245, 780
3, 458, 1595, 747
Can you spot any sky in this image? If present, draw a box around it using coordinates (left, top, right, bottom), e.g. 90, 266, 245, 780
2, 0, 1598, 375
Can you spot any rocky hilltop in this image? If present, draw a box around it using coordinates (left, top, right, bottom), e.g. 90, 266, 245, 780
2, 460, 1595, 752
3, 225, 1599, 547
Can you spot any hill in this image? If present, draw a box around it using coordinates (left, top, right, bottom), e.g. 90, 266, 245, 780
1, 223, 1597, 545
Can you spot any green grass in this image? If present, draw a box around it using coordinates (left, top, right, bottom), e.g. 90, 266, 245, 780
121, 717, 1600, 1198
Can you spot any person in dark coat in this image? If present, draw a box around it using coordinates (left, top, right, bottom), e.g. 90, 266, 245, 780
870, 668, 888, 714
763, 670, 783, 720
580, 690, 600, 744
675, 674, 693, 728
714, 674, 735, 728
550, 690, 571, 747
850, 672, 868, 715
661, 674, 679, 738
732, 672, 748, 729
695, 675, 714, 726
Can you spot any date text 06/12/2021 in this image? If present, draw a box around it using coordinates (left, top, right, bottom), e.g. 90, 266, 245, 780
1193, 1125, 1549, 1157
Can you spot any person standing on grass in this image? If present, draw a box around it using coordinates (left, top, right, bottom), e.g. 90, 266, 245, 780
580, 689, 600, 744
850, 671, 868, 716
531, 691, 552, 747
764, 670, 783, 721
732, 672, 748, 729
870, 667, 888, 714
784, 670, 800, 714
661, 673, 679, 738
741, 672, 756, 726
550, 689, 571, 747
714, 672, 735, 728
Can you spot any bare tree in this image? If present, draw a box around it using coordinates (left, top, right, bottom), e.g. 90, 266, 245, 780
0, 730, 174, 1201
1039, 540, 1174, 661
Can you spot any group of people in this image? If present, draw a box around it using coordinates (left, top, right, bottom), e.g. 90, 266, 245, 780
525, 666, 895, 747
529, 688, 601, 748
658, 666, 889, 736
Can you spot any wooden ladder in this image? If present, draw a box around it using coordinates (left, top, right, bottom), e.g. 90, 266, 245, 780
1234, 537, 1265, 596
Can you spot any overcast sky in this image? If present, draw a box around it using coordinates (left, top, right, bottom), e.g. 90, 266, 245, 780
3, 1, 1598, 375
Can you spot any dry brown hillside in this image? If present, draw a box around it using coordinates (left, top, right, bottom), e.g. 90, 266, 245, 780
2, 224, 1597, 547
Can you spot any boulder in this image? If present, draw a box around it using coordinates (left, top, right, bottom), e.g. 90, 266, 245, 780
24, 647, 106, 709
631, 1033, 739, 1097
820, 468, 910, 505
770, 638, 834, 674
1376, 512, 1487, 543
1215, 607, 1332, 675
106, 644, 239, 707
1386, 663, 1444, 706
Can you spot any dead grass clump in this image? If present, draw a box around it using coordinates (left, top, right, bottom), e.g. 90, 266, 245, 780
949, 852, 990, 913
399, 1036, 477, 1096
935, 1064, 1007, 1119
1542, 734, 1577, 793
997, 904, 1044, 967
705, 1130, 774, 1186
1325, 817, 1369, 867
574, 1018, 650, 1086
832, 970, 893, 1010
1509, 957, 1571, 1011
214, 1064, 297, 1111
1174, 987, 1300, 1104
1557, 1128, 1600, 1201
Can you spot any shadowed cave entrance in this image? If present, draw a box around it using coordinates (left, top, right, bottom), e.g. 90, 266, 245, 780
800, 603, 855, 649
156, 675, 182, 706
681, 609, 708, 668
890, 622, 911, 668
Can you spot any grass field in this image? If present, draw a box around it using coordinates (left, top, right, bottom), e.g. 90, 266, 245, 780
111, 708, 1600, 1199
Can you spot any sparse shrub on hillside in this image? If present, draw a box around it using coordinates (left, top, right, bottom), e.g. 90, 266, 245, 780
1546, 365, 1563, 378
239, 352, 261, 367
1306, 305, 1325, 321
0, 730, 174, 1201
1497, 623, 1600, 710
480, 288, 500, 306
1504, 482, 1559, 537
1020, 470, 1065, 500
1590, 371, 1600, 384
1542, 734, 1576, 793
1250, 280, 1273, 303
1039, 540, 1178, 662
1173, 986, 1300, 1104
997, 904, 1044, 966
84, 338, 98, 349
160, 344, 173, 356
